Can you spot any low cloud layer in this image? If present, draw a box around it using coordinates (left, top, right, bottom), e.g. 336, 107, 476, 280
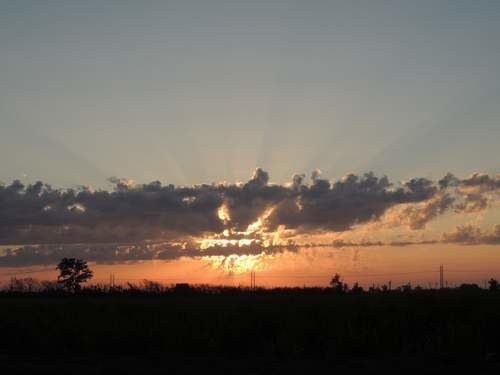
0, 169, 498, 247
0, 241, 297, 267
442, 224, 500, 245
331, 224, 500, 248
1, 223, 499, 267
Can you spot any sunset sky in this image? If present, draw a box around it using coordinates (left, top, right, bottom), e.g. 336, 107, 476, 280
1, 1, 499, 287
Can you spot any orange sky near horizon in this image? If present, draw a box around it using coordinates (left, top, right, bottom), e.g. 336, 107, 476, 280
2, 244, 499, 289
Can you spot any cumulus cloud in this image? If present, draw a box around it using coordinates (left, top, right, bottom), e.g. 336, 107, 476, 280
291, 173, 305, 190
0, 178, 225, 244
268, 172, 436, 232
311, 169, 322, 183
0, 169, 498, 248
107, 177, 136, 191
389, 172, 499, 229
249, 167, 269, 187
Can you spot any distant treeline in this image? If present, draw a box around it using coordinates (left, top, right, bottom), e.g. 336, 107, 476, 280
2, 275, 500, 295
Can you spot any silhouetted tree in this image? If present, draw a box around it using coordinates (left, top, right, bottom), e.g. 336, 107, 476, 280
488, 278, 499, 291
350, 282, 364, 294
56, 258, 93, 293
330, 273, 348, 293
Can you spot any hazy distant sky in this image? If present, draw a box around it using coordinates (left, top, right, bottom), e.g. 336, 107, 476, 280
1, 0, 499, 188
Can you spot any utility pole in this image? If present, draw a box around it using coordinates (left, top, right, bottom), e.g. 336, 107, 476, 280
250, 271, 256, 290
110, 273, 116, 289
439, 264, 444, 289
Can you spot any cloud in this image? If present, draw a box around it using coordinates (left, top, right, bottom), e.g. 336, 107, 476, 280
399, 191, 455, 230
388, 172, 499, 229
460, 173, 500, 189
453, 173, 500, 213
442, 224, 500, 245
0, 169, 498, 246
291, 173, 305, 190
268, 172, 437, 232
1, 223, 498, 267
0, 178, 225, 244
107, 177, 136, 192
0, 241, 298, 267
248, 167, 269, 187
330, 224, 500, 248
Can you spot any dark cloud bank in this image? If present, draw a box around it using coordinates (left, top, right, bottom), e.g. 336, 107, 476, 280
0, 169, 498, 266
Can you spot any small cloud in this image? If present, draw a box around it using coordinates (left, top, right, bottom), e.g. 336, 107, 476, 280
442, 224, 500, 245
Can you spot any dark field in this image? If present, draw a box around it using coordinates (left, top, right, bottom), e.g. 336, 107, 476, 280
2, 289, 500, 374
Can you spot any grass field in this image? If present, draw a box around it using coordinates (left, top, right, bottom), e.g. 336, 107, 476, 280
1, 288, 500, 373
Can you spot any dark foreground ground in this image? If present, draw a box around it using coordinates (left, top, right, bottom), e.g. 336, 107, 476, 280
1, 289, 500, 374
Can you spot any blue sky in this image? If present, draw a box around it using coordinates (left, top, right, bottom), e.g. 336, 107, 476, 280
1, 0, 499, 188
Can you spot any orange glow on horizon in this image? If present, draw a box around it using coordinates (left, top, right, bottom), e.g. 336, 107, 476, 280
3, 244, 500, 289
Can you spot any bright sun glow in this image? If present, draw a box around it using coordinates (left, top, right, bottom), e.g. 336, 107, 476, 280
197, 205, 288, 273
217, 203, 231, 223
203, 253, 267, 274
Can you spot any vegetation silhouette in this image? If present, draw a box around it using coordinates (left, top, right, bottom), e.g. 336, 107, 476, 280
329, 273, 348, 293
489, 278, 499, 291
1, 261, 500, 372
56, 258, 93, 293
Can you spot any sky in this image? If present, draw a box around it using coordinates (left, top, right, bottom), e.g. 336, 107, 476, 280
0, 1, 499, 287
